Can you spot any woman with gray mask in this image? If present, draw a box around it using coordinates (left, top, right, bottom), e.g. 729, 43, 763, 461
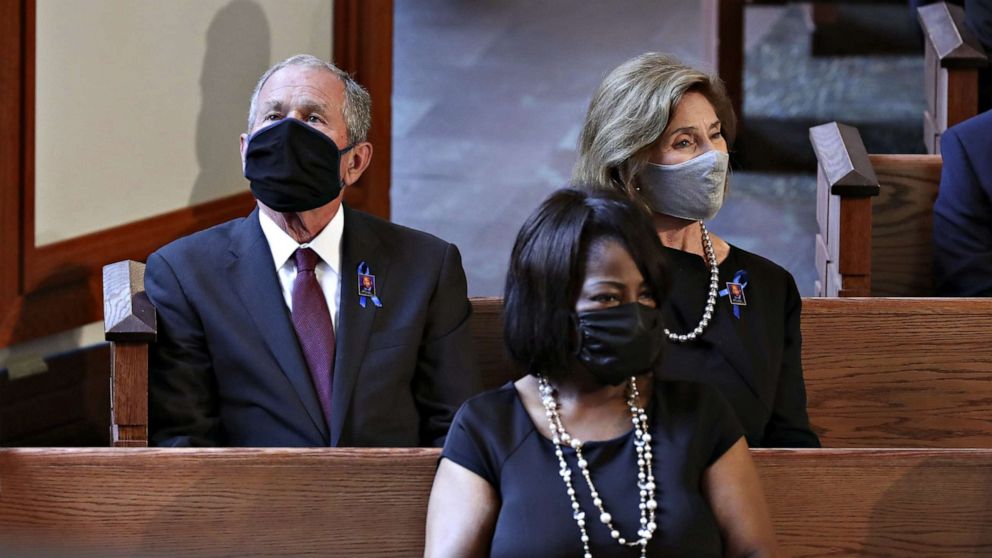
573, 53, 819, 448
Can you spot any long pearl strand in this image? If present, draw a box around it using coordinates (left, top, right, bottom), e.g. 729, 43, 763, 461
664, 221, 719, 343
538, 375, 657, 558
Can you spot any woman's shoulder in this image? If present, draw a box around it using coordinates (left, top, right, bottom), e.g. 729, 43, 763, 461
727, 244, 799, 296
728, 244, 792, 278
454, 382, 522, 426
445, 382, 538, 480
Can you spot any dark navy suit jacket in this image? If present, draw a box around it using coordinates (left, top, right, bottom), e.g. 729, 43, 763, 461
145, 206, 482, 447
933, 109, 992, 296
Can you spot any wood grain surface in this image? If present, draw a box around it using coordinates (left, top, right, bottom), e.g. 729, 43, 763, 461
755, 448, 992, 557
0, 448, 438, 557
801, 297, 992, 447
102, 260, 156, 343
2, 448, 991, 556
809, 121, 879, 197
0, 344, 110, 446
468, 297, 520, 391
869, 154, 942, 296
471, 297, 992, 448
917, 2, 988, 67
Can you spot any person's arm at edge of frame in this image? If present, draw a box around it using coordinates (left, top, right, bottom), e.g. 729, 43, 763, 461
703, 437, 780, 558
414, 242, 484, 447
761, 274, 820, 448
424, 458, 499, 558
145, 250, 223, 447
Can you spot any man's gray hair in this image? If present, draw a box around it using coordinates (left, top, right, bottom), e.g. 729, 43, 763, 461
246, 54, 372, 145
572, 52, 736, 201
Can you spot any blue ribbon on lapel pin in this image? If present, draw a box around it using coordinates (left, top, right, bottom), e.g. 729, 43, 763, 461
357, 261, 383, 308
718, 269, 749, 319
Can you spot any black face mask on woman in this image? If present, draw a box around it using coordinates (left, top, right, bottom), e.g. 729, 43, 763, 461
575, 302, 665, 386
244, 118, 354, 212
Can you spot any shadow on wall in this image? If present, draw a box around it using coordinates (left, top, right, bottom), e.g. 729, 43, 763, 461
190, 0, 271, 206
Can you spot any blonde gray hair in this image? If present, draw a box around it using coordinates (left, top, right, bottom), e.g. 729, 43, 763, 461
247, 54, 372, 145
572, 53, 736, 201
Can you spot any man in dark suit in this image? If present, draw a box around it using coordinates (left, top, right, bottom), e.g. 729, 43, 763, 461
933, 109, 992, 296
146, 54, 481, 447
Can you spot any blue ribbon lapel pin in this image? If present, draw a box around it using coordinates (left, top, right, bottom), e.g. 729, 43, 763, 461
357, 261, 383, 308
718, 269, 749, 319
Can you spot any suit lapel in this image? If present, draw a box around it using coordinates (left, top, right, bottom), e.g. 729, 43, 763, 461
226, 209, 329, 442
331, 207, 386, 445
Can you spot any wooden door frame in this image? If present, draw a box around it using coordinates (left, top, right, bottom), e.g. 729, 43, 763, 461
0, 0, 393, 349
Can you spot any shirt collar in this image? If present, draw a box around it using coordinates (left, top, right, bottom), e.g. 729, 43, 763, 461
258, 206, 344, 275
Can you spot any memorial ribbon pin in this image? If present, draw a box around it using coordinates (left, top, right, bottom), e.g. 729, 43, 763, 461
718, 269, 749, 319
357, 261, 383, 308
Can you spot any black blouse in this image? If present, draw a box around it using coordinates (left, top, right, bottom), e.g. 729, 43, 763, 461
658, 244, 819, 447
441, 379, 744, 557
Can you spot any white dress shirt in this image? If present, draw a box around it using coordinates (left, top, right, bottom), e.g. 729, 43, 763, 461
258, 208, 344, 331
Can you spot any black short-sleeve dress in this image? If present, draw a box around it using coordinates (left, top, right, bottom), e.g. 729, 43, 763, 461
658, 245, 820, 448
441, 379, 744, 557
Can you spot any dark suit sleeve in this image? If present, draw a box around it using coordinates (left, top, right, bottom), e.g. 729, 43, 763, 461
761, 275, 821, 448
145, 251, 224, 447
414, 243, 483, 447
933, 125, 992, 296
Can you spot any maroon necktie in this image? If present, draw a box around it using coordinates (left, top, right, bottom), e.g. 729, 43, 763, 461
291, 247, 335, 427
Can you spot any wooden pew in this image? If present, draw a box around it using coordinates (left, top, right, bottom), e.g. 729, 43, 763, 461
102, 260, 156, 447
2, 447, 991, 556
0, 345, 110, 446
918, 2, 989, 154
105, 265, 992, 448
811, 121, 942, 296
473, 296, 992, 448
800, 297, 992, 448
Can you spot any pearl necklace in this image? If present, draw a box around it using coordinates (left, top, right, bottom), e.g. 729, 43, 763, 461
664, 221, 719, 343
538, 375, 657, 558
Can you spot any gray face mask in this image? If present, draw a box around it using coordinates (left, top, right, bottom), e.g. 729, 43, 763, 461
638, 150, 730, 221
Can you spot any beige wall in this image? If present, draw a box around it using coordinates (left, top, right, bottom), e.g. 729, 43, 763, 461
34, 0, 333, 246
5, 0, 332, 369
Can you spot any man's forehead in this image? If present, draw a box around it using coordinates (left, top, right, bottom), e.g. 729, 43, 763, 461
258, 66, 344, 101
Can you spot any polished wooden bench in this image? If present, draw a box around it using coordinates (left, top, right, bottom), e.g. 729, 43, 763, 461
918, 2, 989, 154
106, 268, 992, 449
2, 447, 991, 557
475, 296, 992, 448
811, 121, 942, 296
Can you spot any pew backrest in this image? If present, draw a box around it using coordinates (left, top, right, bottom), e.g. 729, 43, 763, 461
918, 2, 989, 154
2, 447, 991, 557
105, 268, 992, 448
801, 297, 992, 447
811, 122, 942, 296
470, 297, 992, 448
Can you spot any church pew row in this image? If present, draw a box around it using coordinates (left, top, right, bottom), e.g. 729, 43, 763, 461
471, 296, 992, 448
918, 2, 989, 154
102, 261, 992, 449
1, 447, 991, 557
810, 121, 941, 297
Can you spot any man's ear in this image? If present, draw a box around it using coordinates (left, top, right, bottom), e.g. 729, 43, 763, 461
342, 142, 374, 186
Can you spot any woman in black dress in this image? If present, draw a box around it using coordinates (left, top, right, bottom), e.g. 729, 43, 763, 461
425, 189, 778, 557
573, 53, 819, 447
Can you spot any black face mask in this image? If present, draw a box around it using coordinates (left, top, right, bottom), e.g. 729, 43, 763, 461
244, 118, 353, 212
575, 302, 665, 386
